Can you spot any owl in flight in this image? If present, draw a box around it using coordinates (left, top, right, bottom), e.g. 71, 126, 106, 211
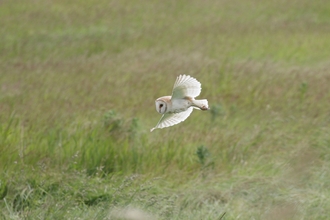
150, 75, 209, 132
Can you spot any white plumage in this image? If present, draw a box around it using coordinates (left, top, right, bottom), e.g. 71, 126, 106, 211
150, 75, 209, 132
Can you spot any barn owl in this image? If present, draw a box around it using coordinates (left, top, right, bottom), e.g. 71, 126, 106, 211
150, 75, 209, 132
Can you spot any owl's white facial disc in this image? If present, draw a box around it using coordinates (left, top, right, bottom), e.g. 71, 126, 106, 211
155, 100, 167, 114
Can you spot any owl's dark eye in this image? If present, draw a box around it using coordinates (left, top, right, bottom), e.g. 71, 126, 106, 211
160, 104, 163, 108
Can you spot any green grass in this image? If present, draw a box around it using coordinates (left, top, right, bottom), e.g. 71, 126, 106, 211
1, 0, 330, 219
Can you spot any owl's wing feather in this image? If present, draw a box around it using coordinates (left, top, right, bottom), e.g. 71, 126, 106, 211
171, 75, 202, 99
150, 107, 193, 132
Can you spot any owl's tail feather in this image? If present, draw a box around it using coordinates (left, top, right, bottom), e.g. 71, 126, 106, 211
192, 99, 209, 110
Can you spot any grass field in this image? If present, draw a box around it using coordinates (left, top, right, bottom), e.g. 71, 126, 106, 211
1, 0, 330, 219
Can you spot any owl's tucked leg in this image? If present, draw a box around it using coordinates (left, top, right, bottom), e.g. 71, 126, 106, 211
191, 99, 209, 111
200, 105, 209, 110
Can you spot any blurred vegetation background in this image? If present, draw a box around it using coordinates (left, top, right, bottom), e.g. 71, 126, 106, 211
1, 0, 330, 219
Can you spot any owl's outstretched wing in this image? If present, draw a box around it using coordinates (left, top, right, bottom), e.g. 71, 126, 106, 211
150, 107, 193, 132
171, 75, 202, 99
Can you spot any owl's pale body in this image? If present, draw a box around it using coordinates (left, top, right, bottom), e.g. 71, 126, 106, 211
156, 96, 192, 113
151, 75, 209, 132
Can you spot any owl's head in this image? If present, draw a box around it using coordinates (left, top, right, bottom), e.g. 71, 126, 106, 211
155, 99, 167, 114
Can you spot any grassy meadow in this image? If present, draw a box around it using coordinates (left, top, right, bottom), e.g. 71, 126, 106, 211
1, 0, 330, 219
